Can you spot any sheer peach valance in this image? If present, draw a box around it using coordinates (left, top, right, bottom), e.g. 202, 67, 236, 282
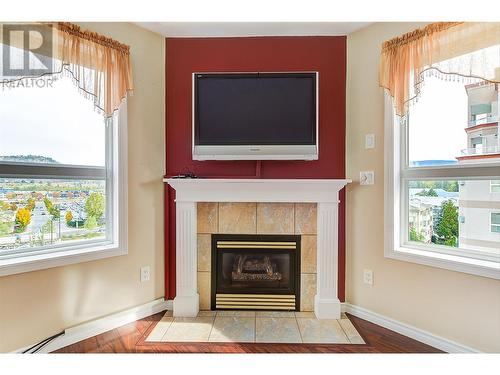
0, 22, 133, 118
379, 22, 500, 117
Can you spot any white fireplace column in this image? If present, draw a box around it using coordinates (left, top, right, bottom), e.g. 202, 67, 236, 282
173, 201, 199, 317
165, 178, 351, 319
315, 201, 341, 319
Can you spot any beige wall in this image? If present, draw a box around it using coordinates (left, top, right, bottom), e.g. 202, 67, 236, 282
0, 23, 165, 352
346, 22, 500, 352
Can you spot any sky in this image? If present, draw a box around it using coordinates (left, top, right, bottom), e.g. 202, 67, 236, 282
0, 77, 106, 166
408, 76, 469, 163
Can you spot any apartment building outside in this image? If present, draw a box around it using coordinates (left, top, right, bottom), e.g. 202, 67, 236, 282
456, 79, 500, 258
409, 198, 434, 242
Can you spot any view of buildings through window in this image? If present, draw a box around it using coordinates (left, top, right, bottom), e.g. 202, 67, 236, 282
407, 76, 500, 258
0, 78, 107, 253
0, 178, 106, 250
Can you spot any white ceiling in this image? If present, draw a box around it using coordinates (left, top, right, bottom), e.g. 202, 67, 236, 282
134, 22, 372, 37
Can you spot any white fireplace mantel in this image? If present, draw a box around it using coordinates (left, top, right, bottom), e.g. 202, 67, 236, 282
163, 178, 351, 319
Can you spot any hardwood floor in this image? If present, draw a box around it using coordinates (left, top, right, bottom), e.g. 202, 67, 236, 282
53, 312, 442, 353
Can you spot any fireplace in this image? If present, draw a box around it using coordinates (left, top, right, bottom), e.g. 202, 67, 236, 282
211, 234, 301, 311
165, 178, 349, 318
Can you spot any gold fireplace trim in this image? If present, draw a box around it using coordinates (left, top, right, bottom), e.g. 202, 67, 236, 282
216, 293, 296, 310
216, 241, 297, 250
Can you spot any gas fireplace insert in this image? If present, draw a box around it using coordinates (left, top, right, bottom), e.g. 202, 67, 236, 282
211, 234, 301, 311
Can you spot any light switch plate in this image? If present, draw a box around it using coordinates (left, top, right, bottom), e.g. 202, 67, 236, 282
365, 134, 375, 149
360, 171, 375, 185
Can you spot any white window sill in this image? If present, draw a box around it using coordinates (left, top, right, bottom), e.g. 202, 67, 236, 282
386, 246, 500, 280
0, 243, 127, 277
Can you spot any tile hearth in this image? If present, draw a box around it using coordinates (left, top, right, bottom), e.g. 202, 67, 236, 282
145, 311, 365, 344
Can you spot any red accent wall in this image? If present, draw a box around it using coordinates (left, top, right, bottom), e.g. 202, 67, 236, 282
165, 36, 346, 301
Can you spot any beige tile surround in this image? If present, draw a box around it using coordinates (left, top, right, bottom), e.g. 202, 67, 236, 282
197, 202, 317, 311
146, 310, 364, 344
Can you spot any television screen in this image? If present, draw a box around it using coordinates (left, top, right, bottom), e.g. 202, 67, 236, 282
194, 73, 317, 146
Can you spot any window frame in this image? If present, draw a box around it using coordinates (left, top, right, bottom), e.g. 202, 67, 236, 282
0, 102, 128, 276
384, 93, 500, 280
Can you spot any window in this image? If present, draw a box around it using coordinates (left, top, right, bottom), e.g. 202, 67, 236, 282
0, 77, 127, 276
492, 213, 500, 233
385, 74, 500, 279
491, 180, 500, 193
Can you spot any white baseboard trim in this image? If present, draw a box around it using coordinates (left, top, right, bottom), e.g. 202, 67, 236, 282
342, 303, 480, 353
14, 298, 169, 353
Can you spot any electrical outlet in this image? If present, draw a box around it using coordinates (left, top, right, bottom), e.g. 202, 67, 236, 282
140, 266, 150, 282
360, 171, 375, 185
363, 269, 374, 285
365, 134, 375, 149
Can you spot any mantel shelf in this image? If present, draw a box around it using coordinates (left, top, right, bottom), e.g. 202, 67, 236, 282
163, 178, 351, 203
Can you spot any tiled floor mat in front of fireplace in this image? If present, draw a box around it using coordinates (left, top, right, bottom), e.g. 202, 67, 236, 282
145, 310, 365, 344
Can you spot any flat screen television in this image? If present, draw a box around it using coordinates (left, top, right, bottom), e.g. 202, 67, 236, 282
192, 72, 318, 160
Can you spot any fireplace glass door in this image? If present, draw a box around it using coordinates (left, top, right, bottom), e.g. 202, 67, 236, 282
218, 250, 294, 294
211, 234, 301, 310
